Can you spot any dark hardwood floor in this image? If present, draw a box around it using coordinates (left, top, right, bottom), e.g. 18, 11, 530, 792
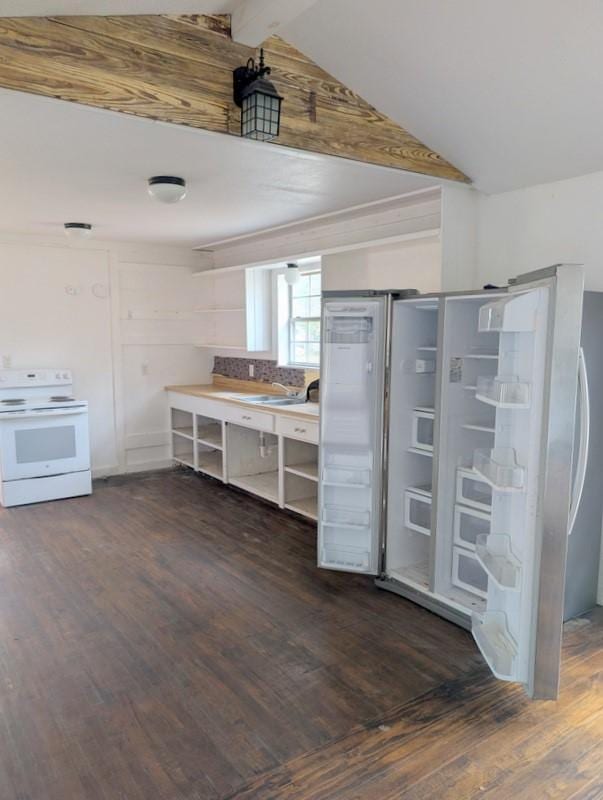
0, 470, 600, 799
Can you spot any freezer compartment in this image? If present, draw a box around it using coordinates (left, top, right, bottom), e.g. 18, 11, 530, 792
472, 611, 518, 680
478, 292, 539, 333
456, 467, 493, 511
473, 447, 525, 491
453, 504, 491, 551
475, 534, 521, 591
404, 488, 432, 536
452, 546, 488, 599
475, 375, 530, 409
411, 410, 434, 451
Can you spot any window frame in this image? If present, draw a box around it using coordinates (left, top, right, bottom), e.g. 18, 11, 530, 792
287, 269, 321, 368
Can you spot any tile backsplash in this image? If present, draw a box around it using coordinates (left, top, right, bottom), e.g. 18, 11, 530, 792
212, 356, 307, 387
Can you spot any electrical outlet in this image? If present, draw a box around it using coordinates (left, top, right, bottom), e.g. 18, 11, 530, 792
249, 364, 255, 378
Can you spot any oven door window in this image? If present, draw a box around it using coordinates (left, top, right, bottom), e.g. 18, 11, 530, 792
0, 413, 90, 480
15, 425, 77, 463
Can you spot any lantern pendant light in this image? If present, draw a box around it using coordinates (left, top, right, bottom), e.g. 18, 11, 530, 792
233, 48, 283, 141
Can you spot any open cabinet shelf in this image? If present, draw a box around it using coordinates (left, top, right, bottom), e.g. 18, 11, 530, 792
197, 449, 223, 480
230, 471, 279, 503
285, 496, 317, 520
285, 462, 318, 481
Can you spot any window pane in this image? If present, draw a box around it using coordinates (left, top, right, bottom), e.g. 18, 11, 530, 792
292, 274, 310, 298
292, 297, 310, 317
293, 320, 308, 341
308, 320, 320, 342
310, 272, 321, 295
309, 296, 321, 316
294, 342, 307, 364
307, 342, 320, 365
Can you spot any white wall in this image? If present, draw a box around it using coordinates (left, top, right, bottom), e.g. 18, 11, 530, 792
322, 237, 442, 293
0, 235, 211, 476
474, 170, 603, 605
477, 169, 603, 289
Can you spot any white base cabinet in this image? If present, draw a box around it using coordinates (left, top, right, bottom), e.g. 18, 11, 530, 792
167, 391, 318, 521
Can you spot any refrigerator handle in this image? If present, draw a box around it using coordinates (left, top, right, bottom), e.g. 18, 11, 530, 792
568, 347, 590, 535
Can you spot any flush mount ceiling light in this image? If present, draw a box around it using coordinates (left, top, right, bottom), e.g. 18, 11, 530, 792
284, 262, 300, 286
233, 48, 283, 141
147, 176, 187, 204
64, 222, 92, 239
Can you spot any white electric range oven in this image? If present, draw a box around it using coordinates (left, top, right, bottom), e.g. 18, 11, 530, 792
0, 369, 91, 507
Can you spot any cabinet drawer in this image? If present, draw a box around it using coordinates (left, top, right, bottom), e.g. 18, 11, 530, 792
223, 405, 275, 432
276, 415, 319, 443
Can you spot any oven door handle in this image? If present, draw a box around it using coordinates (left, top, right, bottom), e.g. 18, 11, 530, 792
3, 407, 88, 419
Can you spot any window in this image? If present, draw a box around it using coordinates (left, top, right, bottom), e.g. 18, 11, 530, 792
275, 262, 322, 368
289, 270, 321, 366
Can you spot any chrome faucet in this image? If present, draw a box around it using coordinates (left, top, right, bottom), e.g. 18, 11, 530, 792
272, 382, 304, 398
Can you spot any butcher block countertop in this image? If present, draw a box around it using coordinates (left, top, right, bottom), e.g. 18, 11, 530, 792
166, 376, 319, 422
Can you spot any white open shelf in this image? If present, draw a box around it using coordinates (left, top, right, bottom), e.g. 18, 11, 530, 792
230, 471, 279, 503
172, 426, 194, 440
197, 450, 223, 480
197, 423, 222, 450
173, 455, 195, 469
473, 447, 525, 491
472, 610, 518, 680
194, 306, 245, 313
285, 496, 317, 521
475, 534, 521, 591
285, 462, 318, 481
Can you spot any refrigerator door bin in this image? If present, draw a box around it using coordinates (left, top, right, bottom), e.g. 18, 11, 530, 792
322, 505, 370, 527
456, 467, 493, 511
404, 489, 432, 535
475, 375, 530, 409
472, 611, 518, 680
452, 546, 488, 598
473, 447, 525, 491
322, 465, 371, 487
478, 292, 539, 333
453, 504, 491, 551
475, 534, 521, 591
321, 542, 371, 572
411, 410, 435, 451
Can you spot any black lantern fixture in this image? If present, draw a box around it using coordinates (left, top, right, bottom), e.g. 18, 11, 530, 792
233, 48, 283, 141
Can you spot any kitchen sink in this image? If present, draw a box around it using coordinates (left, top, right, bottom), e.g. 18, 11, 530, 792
236, 394, 306, 406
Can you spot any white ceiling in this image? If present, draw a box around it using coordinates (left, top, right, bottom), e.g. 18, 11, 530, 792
0, 89, 437, 247
282, 0, 603, 193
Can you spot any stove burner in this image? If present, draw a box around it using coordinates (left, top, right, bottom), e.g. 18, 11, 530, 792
50, 396, 74, 402
1, 398, 25, 405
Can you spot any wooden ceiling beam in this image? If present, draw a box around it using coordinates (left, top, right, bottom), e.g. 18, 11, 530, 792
0, 13, 470, 183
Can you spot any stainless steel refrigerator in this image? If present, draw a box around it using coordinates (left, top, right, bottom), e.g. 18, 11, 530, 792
318, 265, 602, 699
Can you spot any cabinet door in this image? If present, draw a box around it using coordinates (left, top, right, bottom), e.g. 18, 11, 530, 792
318, 297, 386, 574
470, 266, 584, 699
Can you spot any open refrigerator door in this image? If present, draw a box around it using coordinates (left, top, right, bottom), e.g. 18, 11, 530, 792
317, 295, 387, 574
469, 266, 584, 698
